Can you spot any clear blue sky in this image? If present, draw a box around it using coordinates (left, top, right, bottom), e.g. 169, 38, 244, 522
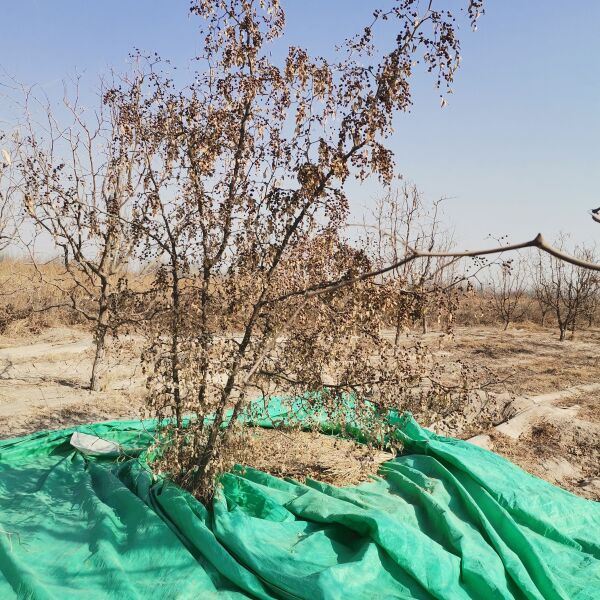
1, 0, 598, 251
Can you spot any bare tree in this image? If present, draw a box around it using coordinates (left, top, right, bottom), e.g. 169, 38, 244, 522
489, 257, 530, 330
534, 282, 552, 328
18, 82, 142, 390
581, 287, 600, 328
0, 136, 20, 253
534, 241, 599, 341
363, 185, 457, 340
0, 134, 36, 331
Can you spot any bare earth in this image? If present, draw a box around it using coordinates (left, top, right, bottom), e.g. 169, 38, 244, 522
0, 325, 598, 498
0, 327, 145, 438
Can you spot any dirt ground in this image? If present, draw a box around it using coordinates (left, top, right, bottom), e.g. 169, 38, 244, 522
0, 327, 144, 438
448, 324, 600, 395
0, 324, 598, 498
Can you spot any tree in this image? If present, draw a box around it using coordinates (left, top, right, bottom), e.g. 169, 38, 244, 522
363, 185, 457, 340
0, 135, 34, 331
18, 83, 141, 390
534, 241, 599, 341
581, 287, 600, 328
489, 257, 529, 330
0, 137, 19, 253
104, 0, 487, 500
534, 280, 552, 327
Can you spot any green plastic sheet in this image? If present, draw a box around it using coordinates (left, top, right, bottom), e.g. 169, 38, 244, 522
1, 412, 599, 599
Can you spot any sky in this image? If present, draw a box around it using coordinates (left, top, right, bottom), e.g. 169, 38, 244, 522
1, 0, 599, 252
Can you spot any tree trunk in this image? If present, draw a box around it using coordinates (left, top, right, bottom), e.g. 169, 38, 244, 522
90, 314, 108, 391
170, 269, 182, 429
394, 310, 403, 346
90, 278, 112, 391
570, 318, 577, 340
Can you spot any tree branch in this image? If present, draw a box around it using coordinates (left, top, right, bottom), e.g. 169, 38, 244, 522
267, 233, 600, 305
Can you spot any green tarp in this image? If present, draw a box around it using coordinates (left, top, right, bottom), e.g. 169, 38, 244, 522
0, 412, 599, 599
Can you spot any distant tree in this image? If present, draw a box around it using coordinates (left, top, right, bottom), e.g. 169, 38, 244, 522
534, 241, 599, 341
489, 257, 529, 330
581, 288, 600, 328
534, 282, 552, 328
364, 185, 457, 341
0, 136, 20, 252
0, 134, 31, 330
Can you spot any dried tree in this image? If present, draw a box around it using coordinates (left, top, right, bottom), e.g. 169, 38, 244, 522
18, 84, 142, 390
489, 257, 530, 330
103, 0, 487, 500
71, 0, 600, 500
534, 241, 599, 341
364, 185, 458, 340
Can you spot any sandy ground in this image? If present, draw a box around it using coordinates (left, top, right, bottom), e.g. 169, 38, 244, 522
0, 325, 598, 498
0, 328, 144, 438
448, 325, 600, 395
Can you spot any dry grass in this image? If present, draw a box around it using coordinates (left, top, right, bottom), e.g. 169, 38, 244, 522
243, 427, 393, 486
0, 257, 154, 336
488, 409, 600, 501
0, 258, 83, 334
1, 258, 597, 340
446, 326, 600, 395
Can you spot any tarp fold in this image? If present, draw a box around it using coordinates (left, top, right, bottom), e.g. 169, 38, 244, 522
1, 410, 599, 599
